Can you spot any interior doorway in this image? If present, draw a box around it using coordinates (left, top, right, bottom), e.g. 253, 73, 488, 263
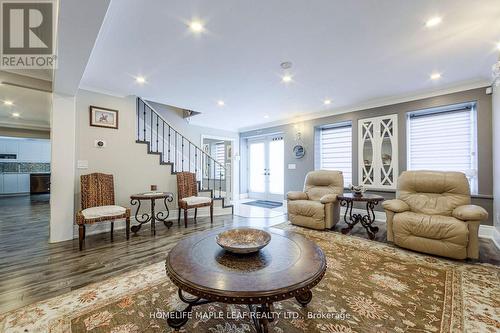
247, 134, 284, 201
201, 135, 237, 201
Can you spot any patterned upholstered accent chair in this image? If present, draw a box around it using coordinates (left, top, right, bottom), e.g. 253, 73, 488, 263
177, 172, 213, 228
76, 173, 130, 250
383, 171, 488, 260
287, 170, 344, 230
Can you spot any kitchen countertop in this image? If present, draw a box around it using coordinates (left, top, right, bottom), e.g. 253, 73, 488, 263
0, 172, 51, 174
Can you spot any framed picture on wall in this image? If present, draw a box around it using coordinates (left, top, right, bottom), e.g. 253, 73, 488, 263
89, 106, 119, 129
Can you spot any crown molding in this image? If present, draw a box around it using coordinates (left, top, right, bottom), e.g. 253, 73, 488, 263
77, 85, 129, 98
238, 79, 491, 132
0, 119, 50, 131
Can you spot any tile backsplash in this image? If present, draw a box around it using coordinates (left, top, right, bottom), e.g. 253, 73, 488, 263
0, 162, 51, 173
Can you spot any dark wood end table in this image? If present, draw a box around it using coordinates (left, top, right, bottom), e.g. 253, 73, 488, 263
130, 192, 173, 235
337, 193, 384, 240
165, 227, 326, 332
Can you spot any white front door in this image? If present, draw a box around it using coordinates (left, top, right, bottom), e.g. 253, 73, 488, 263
248, 135, 284, 201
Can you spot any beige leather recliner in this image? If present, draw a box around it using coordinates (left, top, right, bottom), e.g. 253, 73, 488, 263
287, 170, 344, 230
383, 171, 488, 260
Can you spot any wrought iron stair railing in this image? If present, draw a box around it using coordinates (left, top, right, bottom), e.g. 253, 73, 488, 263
136, 97, 232, 209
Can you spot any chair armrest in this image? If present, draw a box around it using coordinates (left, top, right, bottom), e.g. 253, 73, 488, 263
287, 191, 308, 200
320, 194, 338, 204
452, 205, 488, 221
382, 199, 410, 213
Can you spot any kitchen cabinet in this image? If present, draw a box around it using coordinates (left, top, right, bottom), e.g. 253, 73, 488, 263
41, 143, 51, 162
0, 173, 32, 194
18, 174, 30, 192
3, 174, 19, 193
0, 138, 50, 162
358, 114, 398, 190
0, 139, 18, 155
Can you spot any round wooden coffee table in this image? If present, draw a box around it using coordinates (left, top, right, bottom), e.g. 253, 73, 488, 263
165, 227, 326, 332
337, 193, 384, 239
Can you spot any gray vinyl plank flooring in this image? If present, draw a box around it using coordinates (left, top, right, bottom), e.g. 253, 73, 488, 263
0, 194, 498, 314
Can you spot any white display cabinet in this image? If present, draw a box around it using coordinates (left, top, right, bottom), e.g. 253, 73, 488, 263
358, 114, 398, 190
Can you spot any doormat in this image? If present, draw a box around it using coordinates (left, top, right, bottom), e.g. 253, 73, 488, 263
242, 200, 283, 208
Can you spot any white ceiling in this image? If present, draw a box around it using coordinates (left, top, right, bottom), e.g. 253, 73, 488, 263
80, 0, 500, 131
0, 84, 51, 130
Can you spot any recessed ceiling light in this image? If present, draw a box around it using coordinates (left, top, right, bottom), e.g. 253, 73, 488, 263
11, 112, 20, 117
430, 72, 441, 80
282, 75, 292, 83
4, 100, 13, 106
324, 99, 332, 105
497, 42, 500, 51
264, 115, 269, 119
425, 16, 442, 28
136, 76, 146, 84
280, 61, 293, 69
217, 100, 225, 106
189, 21, 204, 33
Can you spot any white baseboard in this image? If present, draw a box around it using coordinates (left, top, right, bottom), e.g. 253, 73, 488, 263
478, 225, 500, 250
344, 207, 500, 250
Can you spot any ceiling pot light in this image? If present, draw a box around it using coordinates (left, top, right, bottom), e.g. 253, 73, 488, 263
136, 76, 146, 84
4, 100, 13, 106
11, 112, 20, 117
189, 21, 204, 33
430, 72, 441, 80
425, 16, 442, 28
280, 61, 292, 69
324, 99, 332, 105
282, 75, 292, 83
497, 42, 500, 51
264, 115, 269, 119
217, 100, 225, 106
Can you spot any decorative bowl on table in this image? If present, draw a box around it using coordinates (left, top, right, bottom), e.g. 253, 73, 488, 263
350, 184, 366, 196
216, 228, 271, 254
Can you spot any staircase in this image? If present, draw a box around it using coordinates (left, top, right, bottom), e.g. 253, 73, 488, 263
135, 97, 233, 214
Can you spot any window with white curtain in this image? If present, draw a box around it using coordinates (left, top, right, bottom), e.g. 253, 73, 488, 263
319, 122, 352, 186
407, 103, 478, 193
215, 142, 225, 179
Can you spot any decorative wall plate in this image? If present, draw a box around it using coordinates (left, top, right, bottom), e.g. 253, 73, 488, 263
293, 145, 305, 159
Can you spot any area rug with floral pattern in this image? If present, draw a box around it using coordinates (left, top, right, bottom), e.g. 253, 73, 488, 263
1, 223, 499, 333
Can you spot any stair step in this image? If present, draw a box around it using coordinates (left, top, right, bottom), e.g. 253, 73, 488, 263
136, 97, 232, 215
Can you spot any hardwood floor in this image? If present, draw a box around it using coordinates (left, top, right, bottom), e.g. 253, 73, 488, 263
0, 195, 498, 314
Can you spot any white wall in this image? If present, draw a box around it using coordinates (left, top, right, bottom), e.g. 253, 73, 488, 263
74, 89, 239, 236
492, 82, 500, 246
50, 94, 76, 242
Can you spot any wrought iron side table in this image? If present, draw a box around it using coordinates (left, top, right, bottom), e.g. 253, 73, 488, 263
130, 192, 173, 235
337, 193, 384, 240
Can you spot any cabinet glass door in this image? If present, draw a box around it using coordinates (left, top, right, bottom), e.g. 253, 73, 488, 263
358, 114, 398, 189
380, 117, 395, 187
360, 120, 374, 186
